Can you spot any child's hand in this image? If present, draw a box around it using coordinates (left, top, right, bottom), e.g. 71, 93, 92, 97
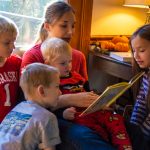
73, 91, 99, 108
124, 146, 132, 150
63, 107, 76, 120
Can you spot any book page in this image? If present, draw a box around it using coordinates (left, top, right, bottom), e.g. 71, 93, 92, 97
80, 83, 129, 116
80, 72, 144, 116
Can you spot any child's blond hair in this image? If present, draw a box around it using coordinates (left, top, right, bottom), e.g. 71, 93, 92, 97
20, 63, 59, 96
0, 15, 18, 35
41, 37, 72, 63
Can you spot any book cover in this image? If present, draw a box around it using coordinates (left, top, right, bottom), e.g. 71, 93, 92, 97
109, 52, 132, 62
79, 72, 144, 116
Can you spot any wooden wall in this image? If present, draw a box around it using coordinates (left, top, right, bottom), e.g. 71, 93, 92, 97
68, 0, 93, 57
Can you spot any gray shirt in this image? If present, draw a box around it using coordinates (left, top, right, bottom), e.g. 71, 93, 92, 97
0, 101, 61, 150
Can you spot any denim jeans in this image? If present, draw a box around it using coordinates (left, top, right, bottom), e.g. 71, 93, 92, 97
56, 119, 116, 150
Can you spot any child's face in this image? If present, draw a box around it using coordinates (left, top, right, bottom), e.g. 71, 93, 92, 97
0, 32, 16, 57
131, 35, 150, 69
51, 53, 72, 77
46, 11, 76, 43
42, 73, 61, 108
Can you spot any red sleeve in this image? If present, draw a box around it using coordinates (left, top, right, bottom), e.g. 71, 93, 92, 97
21, 44, 44, 70
72, 49, 88, 81
79, 52, 88, 81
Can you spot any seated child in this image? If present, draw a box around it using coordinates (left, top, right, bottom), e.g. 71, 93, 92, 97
41, 37, 132, 150
0, 15, 22, 122
0, 63, 61, 150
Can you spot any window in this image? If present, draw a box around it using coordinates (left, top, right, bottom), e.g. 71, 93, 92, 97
0, 0, 64, 47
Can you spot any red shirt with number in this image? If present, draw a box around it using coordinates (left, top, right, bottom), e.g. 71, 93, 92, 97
0, 55, 21, 122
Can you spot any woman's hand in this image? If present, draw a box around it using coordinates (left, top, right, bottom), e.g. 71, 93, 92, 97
56, 91, 99, 109
72, 91, 99, 108
63, 107, 76, 120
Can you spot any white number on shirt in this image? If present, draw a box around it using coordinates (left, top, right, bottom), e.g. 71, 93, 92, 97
4, 83, 11, 106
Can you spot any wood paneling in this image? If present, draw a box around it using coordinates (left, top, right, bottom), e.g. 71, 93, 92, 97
90, 35, 130, 42
68, 0, 93, 57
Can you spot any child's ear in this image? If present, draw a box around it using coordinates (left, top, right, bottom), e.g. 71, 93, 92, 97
38, 85, 45, 96
44, 56, 51, 65
44, 59, 50, 65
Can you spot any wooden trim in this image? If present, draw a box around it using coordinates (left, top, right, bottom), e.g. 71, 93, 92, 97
90, 35, 131, 41
68, 0, 93, 57
79, 0, 93, 57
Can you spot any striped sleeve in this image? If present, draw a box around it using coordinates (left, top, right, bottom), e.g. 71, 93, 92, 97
130, 75, 148, 125
130, 74, 150, 137
130, 83, 147, 125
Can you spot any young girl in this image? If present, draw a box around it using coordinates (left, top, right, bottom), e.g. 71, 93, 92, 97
41, 37, 132, 150
0, 15, 22, 122
128, 24, 150, 150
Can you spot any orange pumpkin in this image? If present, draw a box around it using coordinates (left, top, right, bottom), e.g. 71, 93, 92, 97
100, 41, 115, 50
112, 36, 129, 44
114, 42, 130, 52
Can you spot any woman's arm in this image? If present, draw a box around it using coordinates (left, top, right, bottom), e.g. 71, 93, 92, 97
56, 91, 99, 109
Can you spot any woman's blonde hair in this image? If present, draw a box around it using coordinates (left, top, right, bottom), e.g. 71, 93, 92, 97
41, 37, 72, 64
0, 15, 18, 35
20, 63, 59, 96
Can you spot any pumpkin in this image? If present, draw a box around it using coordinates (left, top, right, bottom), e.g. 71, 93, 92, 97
114, 42, 130, 52
112, 36, 129, 44
100, 41, 115, 50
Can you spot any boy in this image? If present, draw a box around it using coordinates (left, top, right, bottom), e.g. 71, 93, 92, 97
41, 37, 132, 150
0, 63, 61, 150
0, 15, 22, 122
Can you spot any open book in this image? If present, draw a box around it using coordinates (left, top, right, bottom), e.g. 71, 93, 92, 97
79, 72, 144, 116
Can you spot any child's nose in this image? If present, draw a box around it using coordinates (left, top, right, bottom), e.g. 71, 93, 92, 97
67, 27, 74, 36
134, 52, 139, 59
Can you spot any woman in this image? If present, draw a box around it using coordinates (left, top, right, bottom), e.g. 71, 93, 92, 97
21, 1, 115, 150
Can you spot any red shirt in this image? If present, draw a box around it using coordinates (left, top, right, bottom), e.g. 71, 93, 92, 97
21, 44, 88, 80
0, 55, 21, 122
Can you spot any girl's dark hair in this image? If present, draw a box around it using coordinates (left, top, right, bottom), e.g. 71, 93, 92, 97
130, 24, 150, 74
36, 1, 75, 43
130, 24, 150, 108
